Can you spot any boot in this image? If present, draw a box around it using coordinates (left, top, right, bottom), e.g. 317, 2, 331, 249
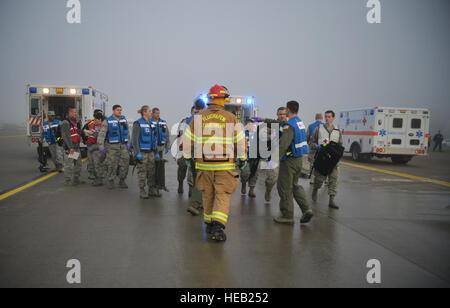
312, 188, 318, 202
64, 180, 72, 186
187, 205, 200, 216
248, 187, 256, 198
119, 179, 128, 189
154, 189, 162, 198
107, 180, 115, 190
300, 210, 314, 224
265, 189, 272, 202
241, 183, 247, 195
209, 221, 227, 242
140, 188, 149, 199
178, 181, 184, 194
329, 195, 340, 209
188, 185, 193, 198
93, 178, 104, 187
273, 216, 295, 225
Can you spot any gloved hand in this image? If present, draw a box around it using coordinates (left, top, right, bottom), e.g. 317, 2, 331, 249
99, 147, 106, 153
238, 159, 248, 170
136, 153, 143, 161
155, 152, 160, 159
165, 148, 169, 154
185, 159, 191, 168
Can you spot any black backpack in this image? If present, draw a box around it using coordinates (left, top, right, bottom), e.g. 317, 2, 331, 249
313, 141, 345, 176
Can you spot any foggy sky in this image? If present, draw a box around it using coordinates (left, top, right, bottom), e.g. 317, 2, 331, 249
0, 0, 449, 135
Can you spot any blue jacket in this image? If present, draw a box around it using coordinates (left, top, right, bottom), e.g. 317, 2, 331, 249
282, 116, 308, 161
151, 118, 168, 146
308, 121, 324, 139
137, 118, 157, 152
43, 119, 60, 144
106, 115, 129, 144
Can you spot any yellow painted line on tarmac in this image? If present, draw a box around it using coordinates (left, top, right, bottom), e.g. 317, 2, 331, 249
0, 135, 26, 139
341, 161, 450, 188
0, 158, 88, 202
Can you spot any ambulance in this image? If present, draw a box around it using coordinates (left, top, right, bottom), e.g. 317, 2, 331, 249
26, 84, 109, 156
339, 107, 430, 164
224, 96, 258, 124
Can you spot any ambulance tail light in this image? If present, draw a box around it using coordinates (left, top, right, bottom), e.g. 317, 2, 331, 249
43, 88, 50, 95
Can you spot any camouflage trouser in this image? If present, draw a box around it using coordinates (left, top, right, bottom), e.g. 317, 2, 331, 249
48, 143, 63, 170
63, 146, 82, 182
105, 143, 129, 181
187, 168, 194, 187
87, 143, 106, 180
314, 165, 339, 196
240, 159, 259, 188
189, 167, 203, 209
137, 152, 156, 189
260, 166, 279, 193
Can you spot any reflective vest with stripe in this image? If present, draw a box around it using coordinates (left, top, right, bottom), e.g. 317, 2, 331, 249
86, 120, 102, 145
318, 124, 341, 145
106, 115, 129, 144
137, 117, 157, 152
151, 118, 168, 146
282, 116, 308, 160
43, 119, 59, 144
308, 121, 324, 139
69, 120, 80, 144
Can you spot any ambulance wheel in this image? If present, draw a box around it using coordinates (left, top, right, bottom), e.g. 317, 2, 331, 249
351, 144, 362, 161
81, 148, 88, 159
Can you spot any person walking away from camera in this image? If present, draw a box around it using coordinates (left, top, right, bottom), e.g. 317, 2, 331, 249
83, 110, 105, 186
240, 118, 259, 199
311, 110, 343, 209
98, 105, 130, 189
184, 85, 247, 242
433, 131, 444, 152
42, 110, 63, 172
132, 106, 158, 199
177, 106, 196, 195
273, 101, 313, 225
60, 107, 83, 186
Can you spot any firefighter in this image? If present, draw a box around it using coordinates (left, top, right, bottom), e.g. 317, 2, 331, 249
307, 113, 324, 185
83, 110, 105, 186
240, 118, 259, 198
311, 110, 343, 209
253, 107, 287, 202
98, 105, 130, 190
184, 85, 247, 241
42, 111, 63, 172
131, 105, 158, 199
274, 101, 313, 225
184, 98, 206, 216
60, 107, 83, 186
151, 108, 170, 194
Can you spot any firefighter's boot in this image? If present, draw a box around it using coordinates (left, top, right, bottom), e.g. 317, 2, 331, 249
209, 221, 227, 242
312, 188, 319, 202
329, 195, 340, 210
248, 187, 256, 198
300, 210, 314, 224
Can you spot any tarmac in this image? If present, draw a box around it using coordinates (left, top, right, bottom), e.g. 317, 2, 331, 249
0, 128, 449, 288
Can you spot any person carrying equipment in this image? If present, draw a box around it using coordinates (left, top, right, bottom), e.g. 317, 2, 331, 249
42, 110, 63, 172
184, 84, 248, 242
82, 110, 106, 186
310, 110, 344, 209
60, 107, 83, 186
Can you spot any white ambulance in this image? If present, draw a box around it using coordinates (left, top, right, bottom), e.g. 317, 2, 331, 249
339, 107, 430, 164
26, 85, 109, 156
225, 96, 258, 124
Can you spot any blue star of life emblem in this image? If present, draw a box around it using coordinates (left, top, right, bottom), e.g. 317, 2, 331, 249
379, 129, 387, 137
416, 131, 423, 138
